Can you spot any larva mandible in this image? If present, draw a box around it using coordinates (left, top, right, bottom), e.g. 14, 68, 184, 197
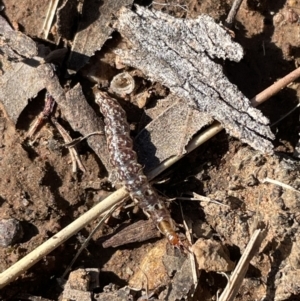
95, 91, 181, 247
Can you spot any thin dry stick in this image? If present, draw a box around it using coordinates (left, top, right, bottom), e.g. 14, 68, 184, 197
177, 196, 230, 207
225, 0, 244, 27
42, 0, 60, 39
0, 67, 299, 289
61, 202, 124, 279
218, 229, 266, 301
261, 177, 300, 194
179, 204, 199, 293
149, 66, 300, 179
151, 1, 188, 12
64, 131, 103, 148
251, 67, 300, 107
0, 187, 128, 289
51, 117, 86, 173
271, 102, 300, 127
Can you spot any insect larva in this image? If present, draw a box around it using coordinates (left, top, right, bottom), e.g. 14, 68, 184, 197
95, 91, 181, 247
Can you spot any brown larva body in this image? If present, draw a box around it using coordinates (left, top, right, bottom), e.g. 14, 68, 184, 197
96, 91, 180, 247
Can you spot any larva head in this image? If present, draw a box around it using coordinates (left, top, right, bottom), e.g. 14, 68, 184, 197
157, 219, 181, 247
157, 219, 191, 252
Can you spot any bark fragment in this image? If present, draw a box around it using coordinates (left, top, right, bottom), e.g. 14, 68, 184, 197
114, 6, 274, 153
56, 0, 78, 40
68, 0, 134, 72
0, 59, 45, 123
101, 220, 160, 248
36, 64, 111, 171
0, 15, 37, 61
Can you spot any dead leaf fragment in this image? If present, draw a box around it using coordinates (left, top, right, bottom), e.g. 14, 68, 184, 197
0, 60, 44, 123
68, 0, 134, 72
135, 95, 213, 172
66, 84, 112, 172
0, 28, 38, 60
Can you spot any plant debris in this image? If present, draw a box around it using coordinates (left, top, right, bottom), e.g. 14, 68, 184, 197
101, 219, 161, 248
0, 15, 37, 61
37, 64, 112, 171
136, 94, 213, 172
68, 0, 134, 72
114, 5, 275, 153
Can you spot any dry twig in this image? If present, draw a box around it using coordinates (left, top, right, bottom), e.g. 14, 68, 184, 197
36, 65, 112, 171
26, 93, 56, 138
61, 202, 124, 279
225, 0, 244, 27
0, 187, 129, 289
179, 204, 199, 294
42, 0, 60, 39
218, 229, 266, 301
271, 102, 300, 127
261, 177, 300, 194
51, 117, 86, 173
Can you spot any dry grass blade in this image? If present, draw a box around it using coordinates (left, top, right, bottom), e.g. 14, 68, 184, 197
271, 102, 300, 127
179, 203, 199, 294
261, 177, 300, 194
0, 66, 299, 289
42, 0, 60, 39
218, 229, 266, 301
64, 131, 103, 148
51, 117, 86, 173
177, 192, 230, 207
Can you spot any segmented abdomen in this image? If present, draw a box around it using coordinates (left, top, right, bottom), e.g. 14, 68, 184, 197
95, 91, 179, 246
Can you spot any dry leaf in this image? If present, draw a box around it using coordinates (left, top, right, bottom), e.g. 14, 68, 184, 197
0, 16, 37, 61
0, 60, 44, 123
135, 94, 213, 172
68, 0, 134, 72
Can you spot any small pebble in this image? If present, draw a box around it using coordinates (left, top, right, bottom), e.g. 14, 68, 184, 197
0, 218, 23, 247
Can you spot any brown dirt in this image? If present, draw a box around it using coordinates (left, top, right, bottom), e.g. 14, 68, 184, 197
0, 0, 300, 300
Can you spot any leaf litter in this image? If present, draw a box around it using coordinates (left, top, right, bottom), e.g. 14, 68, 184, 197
0, 1, 298, 300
